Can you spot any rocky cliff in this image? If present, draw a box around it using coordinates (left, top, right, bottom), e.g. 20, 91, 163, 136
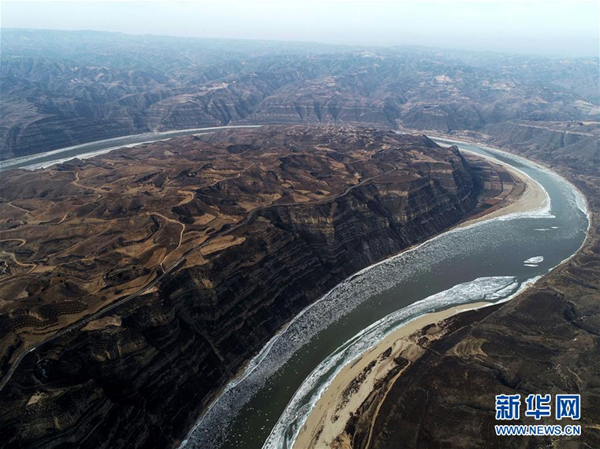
482, 120, 600, 166
345, 124, 600, 449
0, 126, 480, 448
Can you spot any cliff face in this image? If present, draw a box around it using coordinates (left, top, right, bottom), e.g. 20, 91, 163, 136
0, 127, 478, 448
482, 120, 600, 165
346, 125, 600, 449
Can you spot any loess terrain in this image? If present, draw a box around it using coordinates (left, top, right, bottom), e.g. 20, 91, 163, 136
0, 27, 598, 449
1, 29, 598, 160
0, 126, 488, 448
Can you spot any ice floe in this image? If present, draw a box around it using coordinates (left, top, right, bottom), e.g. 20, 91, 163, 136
263, 276, 522, 449
524, 256, 544, 265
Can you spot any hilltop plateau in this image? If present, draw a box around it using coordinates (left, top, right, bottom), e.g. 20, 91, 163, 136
0, 125, 500, 448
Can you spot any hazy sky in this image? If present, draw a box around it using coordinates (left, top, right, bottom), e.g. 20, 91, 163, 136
2, 1, 599, 57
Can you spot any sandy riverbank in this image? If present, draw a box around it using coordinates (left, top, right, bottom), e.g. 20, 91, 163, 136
293, 301, 491, 449
292, 153, 549, 449
457, 149, 548, 228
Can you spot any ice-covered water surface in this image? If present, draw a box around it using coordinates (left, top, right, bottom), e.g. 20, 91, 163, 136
263, 276, 521, 449
0, 125, 262, 171
181, 139, 588, 449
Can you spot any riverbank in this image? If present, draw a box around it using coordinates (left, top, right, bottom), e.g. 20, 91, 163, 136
331, 133, 597, 449
291, 151, 550, 449
2, 128, 501, 449
456, 149, 549, 228
292, 301, 492, 449
0, 125, 262, 171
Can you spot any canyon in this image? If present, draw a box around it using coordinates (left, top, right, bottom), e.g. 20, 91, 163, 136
336, 129, 600, 449
0, 126, 488, 448
0, 28, 598, 449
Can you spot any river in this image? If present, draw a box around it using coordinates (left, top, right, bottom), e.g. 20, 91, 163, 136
179, 138, 588, 449
2, 130, 589, 449
0, 125, 261, 171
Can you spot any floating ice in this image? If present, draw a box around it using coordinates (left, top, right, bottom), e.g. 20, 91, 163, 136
262, 276, 521, 449
180, 138, 588, 449
572, 187, 589, 217
524, 256, 544, 265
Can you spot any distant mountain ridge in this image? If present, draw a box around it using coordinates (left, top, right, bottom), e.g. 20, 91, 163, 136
1, 29, 598, 160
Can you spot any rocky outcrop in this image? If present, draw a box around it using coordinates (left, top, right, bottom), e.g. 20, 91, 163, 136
0, 127, 479, 449
346, 125, 600, 449
483, 120, 600, 165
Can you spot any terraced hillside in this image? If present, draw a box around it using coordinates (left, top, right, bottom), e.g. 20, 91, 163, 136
0, 126, 485, 448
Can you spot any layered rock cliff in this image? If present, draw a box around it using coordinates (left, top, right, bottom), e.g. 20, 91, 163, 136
482, 120, 600, 166
345, 124, 600, 449
0, 126, 479, 448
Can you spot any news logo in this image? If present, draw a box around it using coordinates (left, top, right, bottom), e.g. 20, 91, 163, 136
494, 393, 582, 437
556, 395, 581, 421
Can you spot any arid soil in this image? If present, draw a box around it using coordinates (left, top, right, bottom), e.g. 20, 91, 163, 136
2, 30, 598, 160
0, 126, 487, 449
1, 28, 598, 449
293, 301, 492, 449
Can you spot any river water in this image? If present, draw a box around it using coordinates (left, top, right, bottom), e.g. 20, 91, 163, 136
0, 125, 261, 171
179, 139, 589, 449
3, 131, 588, 449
